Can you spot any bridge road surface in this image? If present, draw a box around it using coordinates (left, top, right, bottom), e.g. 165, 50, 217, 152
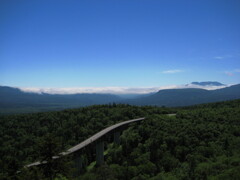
26, 117, 145, 168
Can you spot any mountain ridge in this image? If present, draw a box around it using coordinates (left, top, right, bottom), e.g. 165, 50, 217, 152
0, 84, 240, 114
0, 86, 122, 113
190, 81, 225, 86
126, 84, 240, 107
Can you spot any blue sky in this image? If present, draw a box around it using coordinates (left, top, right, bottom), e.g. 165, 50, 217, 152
1, 0, 240, 89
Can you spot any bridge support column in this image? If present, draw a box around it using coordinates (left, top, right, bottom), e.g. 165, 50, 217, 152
73, 152, 83, 176
114, 131, 120, 145
96, 141, 104, 166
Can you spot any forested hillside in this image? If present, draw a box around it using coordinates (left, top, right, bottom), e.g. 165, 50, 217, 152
128, 84, 240, 107
79, 100, 240, 180
0, 104, 172, 179
0, 86, 122, 114
1, 100, 240, 179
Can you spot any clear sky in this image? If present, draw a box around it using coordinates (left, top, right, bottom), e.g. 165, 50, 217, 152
1, 0, 240, 89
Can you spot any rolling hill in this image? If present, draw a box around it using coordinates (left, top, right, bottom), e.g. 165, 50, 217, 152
0, 86, 122, 113
127, 84, 240, 106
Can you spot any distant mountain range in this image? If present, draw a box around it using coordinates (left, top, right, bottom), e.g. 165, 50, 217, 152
0, 82, 240, 114
190, 81, 225, 86
126, 84, 240, 107
0, 86, 121, 113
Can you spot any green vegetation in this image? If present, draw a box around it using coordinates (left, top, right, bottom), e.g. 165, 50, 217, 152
0, 100, 240, 179
0, 104, 170, 179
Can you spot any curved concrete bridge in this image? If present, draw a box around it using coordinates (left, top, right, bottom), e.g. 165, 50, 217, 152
65, 117, 145, 155
26, 117, 145, 169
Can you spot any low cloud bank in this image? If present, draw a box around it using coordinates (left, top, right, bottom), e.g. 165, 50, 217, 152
19, 84, 228, 95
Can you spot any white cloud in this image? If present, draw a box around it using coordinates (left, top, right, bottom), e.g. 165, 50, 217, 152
223, 69, 240, 76
214, 55, 234, 60
224, 71, 234, 76
20, 87, 161, 95
214, 56, 225, 60
185, 83, 228, 90
162, 69, 184, 74
19, 83, 227, 95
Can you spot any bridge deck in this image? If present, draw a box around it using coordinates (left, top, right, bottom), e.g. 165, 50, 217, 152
64, 117, 145, 155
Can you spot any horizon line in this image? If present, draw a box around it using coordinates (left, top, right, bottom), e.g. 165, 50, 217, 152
0, 83, 232, 95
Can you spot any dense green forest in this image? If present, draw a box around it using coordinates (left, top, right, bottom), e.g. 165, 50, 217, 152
1, 100, 240, 179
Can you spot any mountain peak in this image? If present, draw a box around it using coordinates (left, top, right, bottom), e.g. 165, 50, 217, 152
190, 81, 225, 86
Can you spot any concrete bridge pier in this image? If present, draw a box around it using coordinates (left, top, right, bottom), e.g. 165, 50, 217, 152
73, 151, 84, 176
96, 140, 104, 166
114, 131, 121, 145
